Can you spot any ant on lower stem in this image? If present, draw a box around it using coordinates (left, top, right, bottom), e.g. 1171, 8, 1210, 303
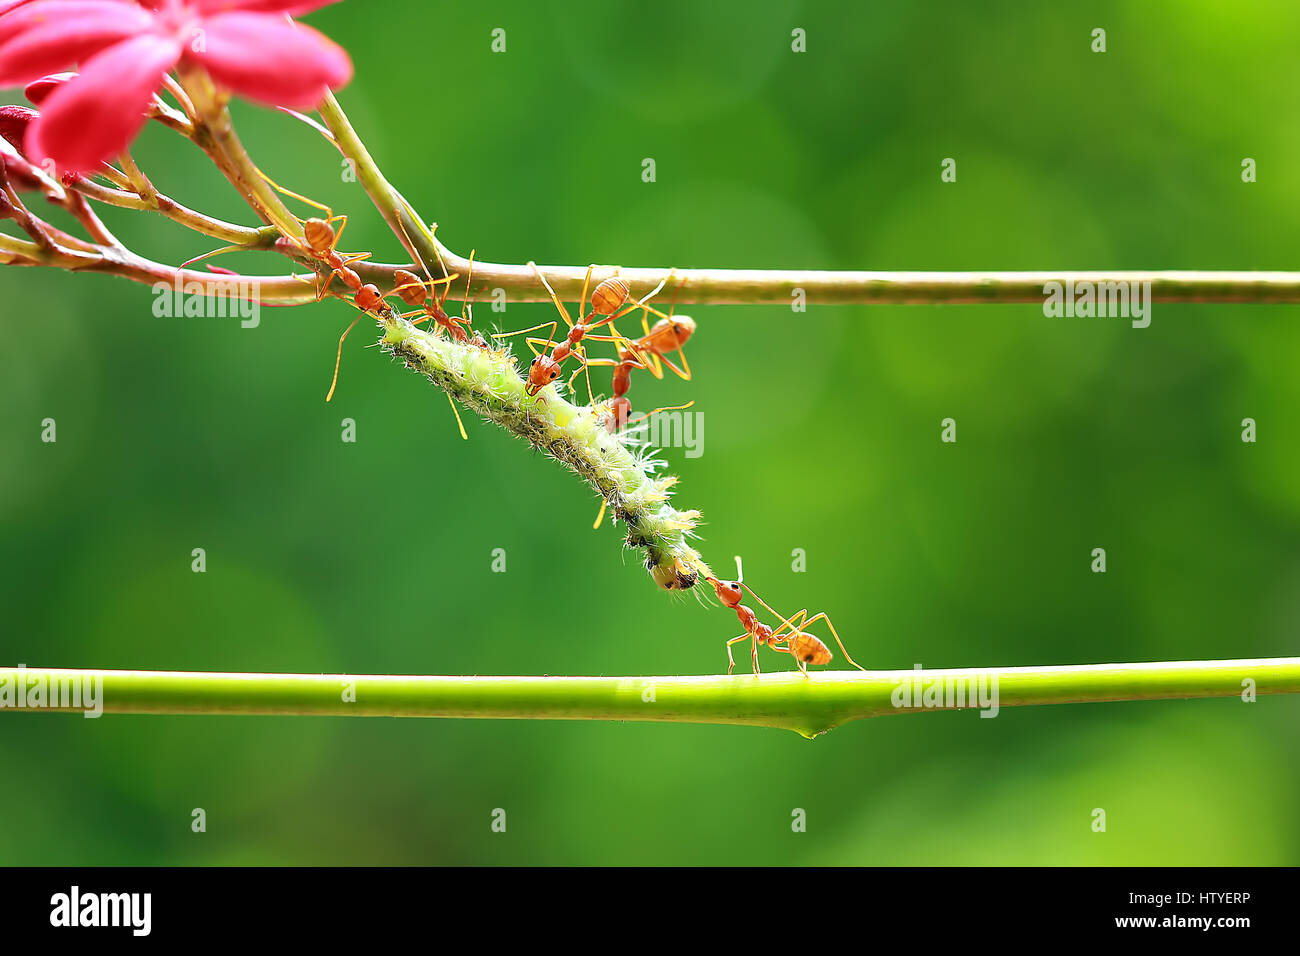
704, 556, 865, 677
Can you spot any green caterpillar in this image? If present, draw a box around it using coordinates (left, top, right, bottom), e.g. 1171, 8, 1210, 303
378, 310, 709, 590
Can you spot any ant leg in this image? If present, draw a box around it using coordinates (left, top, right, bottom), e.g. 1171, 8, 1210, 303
445, 392, 467, 441
624, 400, 695, 428
584, 330, 652, 372
637, 308, 667, 380
395, 217, 453, 307
577, 264, 594, 324
580, 349, 597, 406
179, 243, 244, 270
570, 356, 619, 395
325, 313, 363, 402
658, 334, 693, 382
255, 167, 334, 218
461, 249, 477, 328
798, 612, 867, 672
725, 633, 750, 675
527, 261, 574, 328
523, 333, 560, 358
767, 609, 811, 656
492, 320, 558, 350
769, 644, 811, 679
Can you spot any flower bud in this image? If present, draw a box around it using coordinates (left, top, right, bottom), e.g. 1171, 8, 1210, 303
24, 73, 76, 108
0, 143, 43, 192
0, 105, 38, 158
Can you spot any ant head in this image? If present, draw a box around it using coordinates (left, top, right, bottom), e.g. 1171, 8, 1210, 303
669, 315, 696, 345
706, 575, 744, 608
355, 283, 383, 312
526, 355, 561, 395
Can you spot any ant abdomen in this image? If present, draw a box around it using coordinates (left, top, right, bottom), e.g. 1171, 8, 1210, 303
392, 269, 429, 306
591, 277, 629, 316
303, 217, 335, 256
790, 633, 833, 666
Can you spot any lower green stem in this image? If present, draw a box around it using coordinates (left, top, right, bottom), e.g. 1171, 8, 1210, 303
3, 658, 1294, 739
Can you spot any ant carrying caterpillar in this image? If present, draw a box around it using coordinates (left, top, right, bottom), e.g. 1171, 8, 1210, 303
702, 556, 865, 677
359, 271, 709, 592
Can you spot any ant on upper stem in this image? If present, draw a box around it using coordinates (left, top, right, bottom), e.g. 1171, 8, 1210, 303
390, 222, 488, 349
704, 556, 866, 677
494, 263, 669, 405
583, 278, 695, 432
249, 173, 424, 402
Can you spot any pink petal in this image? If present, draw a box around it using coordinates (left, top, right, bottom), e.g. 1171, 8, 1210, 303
26, 33, 179, 174
23, 69, 76, 105
0, 6, 153, 86
0, 0, 144, 47
192, 12, 350, 109
196, 0, 340, 15
0, 0, 40, 18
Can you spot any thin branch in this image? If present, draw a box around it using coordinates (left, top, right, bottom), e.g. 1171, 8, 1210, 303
3, 658, 1293, 738
177, 66, 303, 237
72, 177, 277, 247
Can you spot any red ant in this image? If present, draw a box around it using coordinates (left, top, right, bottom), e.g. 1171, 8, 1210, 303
252, 176, 459, 401
704, 557, 865, 677
257, 171, 375, 305
584, 279, 694, 431
285, 214, 397, 403
494, 263, 669, 403
389, 224, 486, 348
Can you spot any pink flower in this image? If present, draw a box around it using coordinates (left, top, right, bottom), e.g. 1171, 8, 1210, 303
0, 0, 351, 173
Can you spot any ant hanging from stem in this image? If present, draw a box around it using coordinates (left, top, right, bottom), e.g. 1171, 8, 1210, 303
493, 263, 669, 405
246, 172, 455, 404
583, 278, 695, 433
390, 220, 488, 349
704, 556, 866, 677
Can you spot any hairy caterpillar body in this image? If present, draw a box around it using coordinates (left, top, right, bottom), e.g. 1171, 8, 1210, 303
378, 311, 707, 590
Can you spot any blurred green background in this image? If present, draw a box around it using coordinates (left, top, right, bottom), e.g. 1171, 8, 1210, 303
3, 0, 1299, 865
